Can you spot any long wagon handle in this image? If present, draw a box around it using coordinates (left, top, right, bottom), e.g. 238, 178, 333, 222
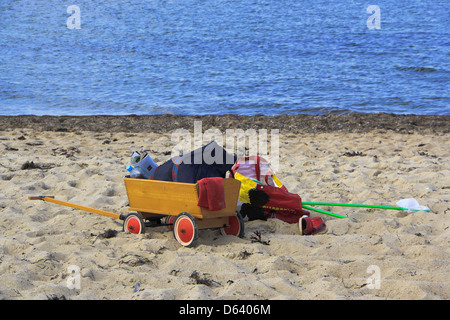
28, 195, 124, 220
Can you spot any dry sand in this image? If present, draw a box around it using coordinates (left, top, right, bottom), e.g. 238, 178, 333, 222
0, 114, 449, 300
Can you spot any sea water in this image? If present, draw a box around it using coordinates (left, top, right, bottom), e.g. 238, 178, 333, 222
0, 0, 448, 116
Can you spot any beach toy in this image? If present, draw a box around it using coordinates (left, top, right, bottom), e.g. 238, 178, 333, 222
300, 216, 327, 235
231, 156, 430, 223
130, 151, 158, 179
301, 205, 349, 219
396, 198, 430, 212
28, 177, 244, 247
302, 198, 430, 219
126, 165, 147, 179
232, 156, 309, 225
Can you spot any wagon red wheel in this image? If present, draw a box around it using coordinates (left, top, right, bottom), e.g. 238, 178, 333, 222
173, 212, 198, 247
220, 212, 245, 238
164, 215, 176, 231
123, 212, 145, 234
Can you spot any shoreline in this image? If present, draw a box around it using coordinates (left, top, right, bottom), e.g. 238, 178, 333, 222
1, 113, 449, 134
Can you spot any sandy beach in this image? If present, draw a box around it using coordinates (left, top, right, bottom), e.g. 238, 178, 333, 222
0, 114, 449, 300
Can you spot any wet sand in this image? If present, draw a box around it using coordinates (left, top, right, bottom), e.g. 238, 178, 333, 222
1, 113, 449, 134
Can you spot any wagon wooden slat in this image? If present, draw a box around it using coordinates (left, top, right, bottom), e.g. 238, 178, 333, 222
29, 178, 243, 247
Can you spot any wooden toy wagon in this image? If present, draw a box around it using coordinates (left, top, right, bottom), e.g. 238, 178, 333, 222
29, 178, 243, 247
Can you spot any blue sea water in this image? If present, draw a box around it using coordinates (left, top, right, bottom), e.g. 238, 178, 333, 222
0, 0, 449, 116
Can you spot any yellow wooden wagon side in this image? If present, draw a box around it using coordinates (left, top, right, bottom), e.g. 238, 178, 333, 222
29, 178, 243, 247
